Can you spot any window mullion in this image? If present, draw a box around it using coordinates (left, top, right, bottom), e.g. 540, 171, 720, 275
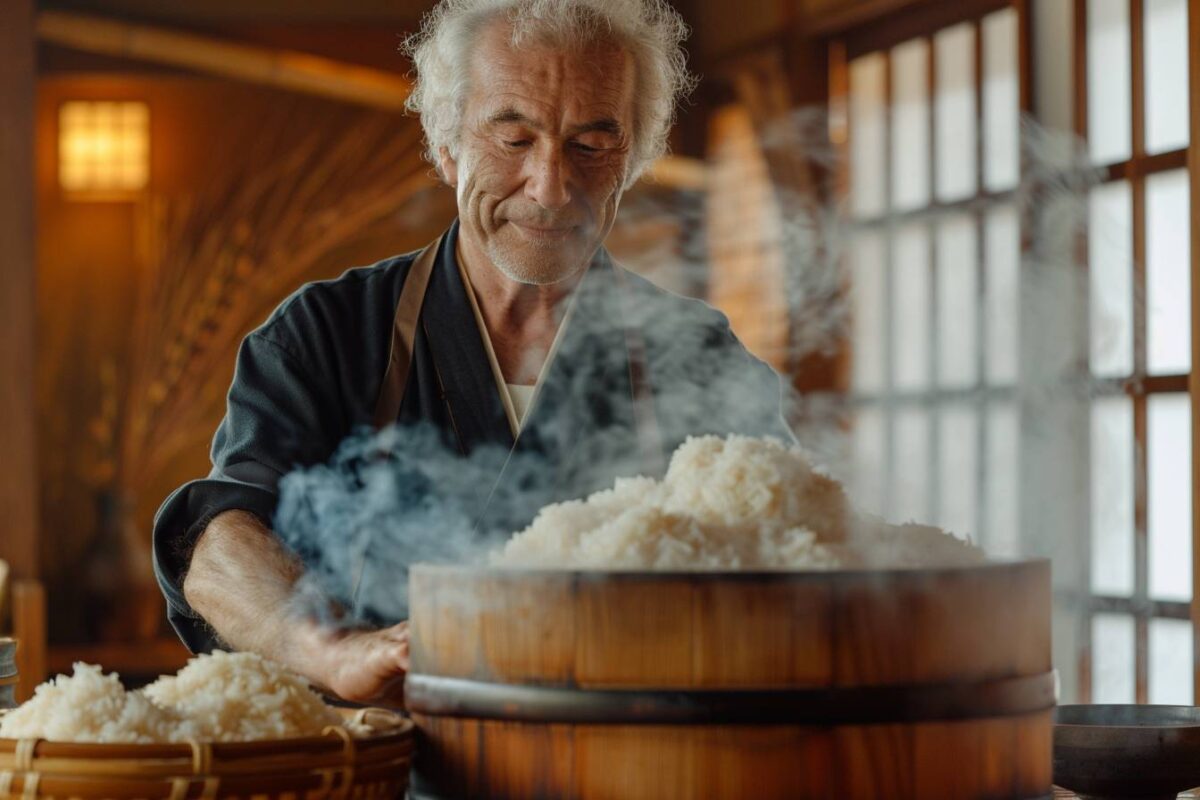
1134, 394, 1150, 702
1130, 0, 1151, 704
1072, 0, 1095, 703
927, 35, 942, 525
1188, 0, 1200, 706
972, 18, 993, 551
882, 49, 898, 521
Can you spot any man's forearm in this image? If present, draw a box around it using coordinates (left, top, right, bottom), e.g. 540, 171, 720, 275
182, 509, 410, 705
183, 510, 332, 683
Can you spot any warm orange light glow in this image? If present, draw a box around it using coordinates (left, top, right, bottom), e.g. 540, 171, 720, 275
58, 101, 149, 197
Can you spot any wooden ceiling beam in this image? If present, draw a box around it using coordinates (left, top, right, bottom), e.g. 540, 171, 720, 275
36, 10, 412, 110
39, 0, 419, 24
800, 0, 1007, 38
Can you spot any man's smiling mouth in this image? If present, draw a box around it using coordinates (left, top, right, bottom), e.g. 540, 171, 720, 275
508, 221, 579, 240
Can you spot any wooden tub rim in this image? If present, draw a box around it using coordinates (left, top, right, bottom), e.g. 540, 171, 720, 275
409, 557, 1049, 582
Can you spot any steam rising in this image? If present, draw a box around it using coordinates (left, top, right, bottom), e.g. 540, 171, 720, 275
273, 108, 1111, 641
276, 425, 510, 625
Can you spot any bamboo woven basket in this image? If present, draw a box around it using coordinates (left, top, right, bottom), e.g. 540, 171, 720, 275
0, 707, 414, 800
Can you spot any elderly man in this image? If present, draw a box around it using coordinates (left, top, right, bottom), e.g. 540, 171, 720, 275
153, 0, 792, 706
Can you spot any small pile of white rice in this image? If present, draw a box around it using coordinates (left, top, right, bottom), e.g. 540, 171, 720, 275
493, 435, 983, 570
0, 664, 193, 743
144, 650, 343, 741
0, 651, 345, 743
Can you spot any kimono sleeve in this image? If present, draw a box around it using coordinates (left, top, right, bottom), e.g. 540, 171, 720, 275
152, 331, 342, 653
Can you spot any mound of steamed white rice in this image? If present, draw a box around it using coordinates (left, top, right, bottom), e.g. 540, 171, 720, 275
144, 650, 343, 741
493, 435, 984, 569
0, 651, 345, 743
0, 663, 192, 743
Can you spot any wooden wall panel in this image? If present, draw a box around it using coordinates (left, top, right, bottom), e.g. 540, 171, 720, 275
700, 42, 845, 399
0, 0, 39, 582
706, 102, 791, 372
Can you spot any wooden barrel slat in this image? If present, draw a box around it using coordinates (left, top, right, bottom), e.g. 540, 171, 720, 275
408, 561, 1053, 799
690, 579, 832, 685
412, 714, 1052, 800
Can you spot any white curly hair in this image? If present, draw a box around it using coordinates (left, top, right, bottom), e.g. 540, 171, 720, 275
402, 0, 697, 187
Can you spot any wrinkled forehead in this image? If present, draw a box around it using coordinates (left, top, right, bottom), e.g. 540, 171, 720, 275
463, 18, 636, 129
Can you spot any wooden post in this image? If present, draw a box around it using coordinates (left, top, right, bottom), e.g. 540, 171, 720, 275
0, 0, 38, 583
12, 582, 45, 702
0, 0, 46, 697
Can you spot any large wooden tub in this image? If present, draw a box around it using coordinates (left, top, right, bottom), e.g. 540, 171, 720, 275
406, 560, 1053, 799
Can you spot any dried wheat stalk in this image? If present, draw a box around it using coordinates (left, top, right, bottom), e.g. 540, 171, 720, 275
112, 98, 436, 509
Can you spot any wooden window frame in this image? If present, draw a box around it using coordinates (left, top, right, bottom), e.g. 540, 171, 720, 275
829, 0, 1199, 703
1071, 0, 1193, 704
829, 2, 1026, 546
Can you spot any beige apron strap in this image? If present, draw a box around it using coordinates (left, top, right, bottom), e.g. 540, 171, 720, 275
372, 237, 443, 429
611, 266, 665, 476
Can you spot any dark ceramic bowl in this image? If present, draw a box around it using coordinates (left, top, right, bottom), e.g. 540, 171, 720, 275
0, 637, 16, 710
1054, 704, 1200, 799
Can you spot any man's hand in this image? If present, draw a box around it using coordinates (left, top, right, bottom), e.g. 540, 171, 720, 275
309, 622, 411, 707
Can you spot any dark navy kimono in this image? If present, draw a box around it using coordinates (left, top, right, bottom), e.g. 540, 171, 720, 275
153, 221, 793, 652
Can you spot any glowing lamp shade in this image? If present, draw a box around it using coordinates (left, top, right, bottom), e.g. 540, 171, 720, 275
58, 101, 149, 197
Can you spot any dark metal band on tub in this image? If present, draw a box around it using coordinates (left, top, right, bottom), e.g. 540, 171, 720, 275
404, 671, 1057, 725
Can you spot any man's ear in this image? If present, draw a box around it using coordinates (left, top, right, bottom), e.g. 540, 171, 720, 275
438, 146, 459, 187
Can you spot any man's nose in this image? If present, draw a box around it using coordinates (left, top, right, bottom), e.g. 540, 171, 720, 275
524, 145, 571, 211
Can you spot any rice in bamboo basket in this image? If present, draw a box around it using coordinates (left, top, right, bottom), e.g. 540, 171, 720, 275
0, 706, 414, 800
0, 653, 414, 799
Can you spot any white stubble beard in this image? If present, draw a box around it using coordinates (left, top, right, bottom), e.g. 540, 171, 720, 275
485, 228, 583, 286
